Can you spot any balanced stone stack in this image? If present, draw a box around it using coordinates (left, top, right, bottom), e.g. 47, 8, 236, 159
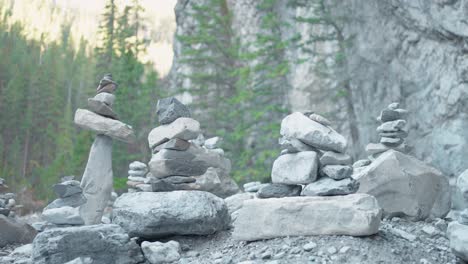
147, 97, 239, 198
74, 74, 135, 225
0, 178, 16, 217
448, 169, 468, 261
365, 102, 409, 160
41, 178, 86, 226
232, 112, 382, 241
126, 161, 151, 192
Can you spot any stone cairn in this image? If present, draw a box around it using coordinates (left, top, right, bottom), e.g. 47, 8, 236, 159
231, 111, 382, 241
127, 96, 239, 198
364, 102, 409, 160
0, 178, 17, 218
448, 169, 468, 261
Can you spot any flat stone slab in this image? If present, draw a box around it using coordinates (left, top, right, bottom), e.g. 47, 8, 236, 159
232, 194, 382, 241
74, 109, 135, 143
112, 191, 230, 238
148, 117, 200, 149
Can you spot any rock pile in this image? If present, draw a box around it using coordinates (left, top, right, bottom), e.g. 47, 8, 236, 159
365, 102, 409, 160
232, 112, 382, 241
448, 169, 468, 261
126, 161, 151, 192
74, 74, 135, 225
0, 178, 17, 217
353, 103, 450, 220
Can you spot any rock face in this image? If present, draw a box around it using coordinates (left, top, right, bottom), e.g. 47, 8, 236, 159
0, 215, 36, 247
447, 222, 468, 261
112, 191, 230, 238
232, 194, 382, 241
31, 224, 144, 264
79, 135, 113, 225
353, 150, 451, 220
74, 109, 135, 143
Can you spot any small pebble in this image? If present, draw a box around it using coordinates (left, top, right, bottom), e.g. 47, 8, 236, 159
303, 242, 317, 251
327, 246, 337, 255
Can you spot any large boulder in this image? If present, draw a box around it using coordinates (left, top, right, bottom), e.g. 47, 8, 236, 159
112, 191, 230, 238
31, 224, 144, 264
280, 112, 347, 153
353, 150, 451, 220
271, 151, 318, 184
156, 97, 191, 125
148, 117, 200, 149
447, 222, 468, 261
0, 215, 37, 247
74, 109, 135, 143
232, 194, 382, 241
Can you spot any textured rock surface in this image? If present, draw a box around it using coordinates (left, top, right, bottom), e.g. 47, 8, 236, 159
156, 97, 191, 125
141, 241, 181, 264
447, 222, 468, 261
353, 150, 451, 220
232, 194, 381, 241
257, 183, 301, 198
31, 224, 144, 264
301, 177, 358, 196
42, 206, 84, 225
271, 151, 318, 185
112, 191, 230, 238
0, 215, 36, 247
148, 117, 200, 149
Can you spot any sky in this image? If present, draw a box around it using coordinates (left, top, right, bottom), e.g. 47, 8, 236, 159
4, 0, 177, 76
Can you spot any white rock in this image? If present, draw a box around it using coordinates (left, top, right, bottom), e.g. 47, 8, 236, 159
93, 92, 115, 106
148, 117, 200, 149
303, 242, 317, 251
232, 194, 382, 241
280, 112, 347, 153
354, 150, 451, 220
141, 241, 181, 264
74, 109, 135, 143
376, 119, 406, 132
204, 137, 223, 149
42, 206, 84, 225
271, 151, 318, 185
129, 161, 147, 171
448, 222, 468, 261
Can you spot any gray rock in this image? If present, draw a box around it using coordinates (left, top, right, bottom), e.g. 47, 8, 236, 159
42, 206, 84, 225
365, 142, 410, 155
321, 165, 353, 180
135, 184, 152, 192
156, 97, 191, 125
93, 92, 115, 106
129, 161, 147, 171
190, 133, 205, 147
376, 120, 406, 133
44, 193, 86, 210
232, 194, 382, 241
153, 138, 191, 153
380, 137, 404, 146
127, 176, 149, 183
319, 151, 352, 166
309, 113, 332, 126
179, 167, 240, 198
141, 240, 181, 264
457, 169, 468, 207
79, 135, 114, 225
378, 109, 407, 122
460, 209, 468, 225
74, 109, 135, 143
257, 183, 301, 198
353, 150, 451, 220
243, 181, 262, 192
353, 159, 371, 168
271, 151, 318, 185
0, 215, 36, 247
278, 136, 316, 153
128, 170, 147, 177
301, 177, 359, 196
151, 179, 177, 192
148, 117, 200, 149
53, 180, 82, 198
112, 191, 230, 238
87, 98, 118, 119
388, 103, 399, 110
204, 137, 223, 149
280, 112, 347, 153
225, 193, 256, 222
64, 257, 93, 264
379, 130, 408, 139
164, 175, 197, 184
448, 222, 468, 261
31, 224, 144, 264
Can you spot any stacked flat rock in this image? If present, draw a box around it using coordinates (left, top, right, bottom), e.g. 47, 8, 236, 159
126, 161, 151, 192
260, 111, 357, 198
41, 178, 86, 226
147, 97, 239, 198
448, 169, 468, 261
0, 178, 16, 217
365, 102, 409, 160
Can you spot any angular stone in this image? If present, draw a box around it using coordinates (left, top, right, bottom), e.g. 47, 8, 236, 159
232, 194, 382, 241
204, 136, 223, 149
127, 176, 148, 183
31, 224, 144, 264
148, 117, 200, 149
380, 137, 404, 146
308, 113, 332, 126
150, 179, 177, 192
376, 120, 406, 133
79, 135, 113, 225
129, 161, 147, 171
87, 98, 118, 119
149, 144, 229, 178
271, 151, 318, 185
321, 165, 353, 180
278, 136, 316, 153
141, 241, 181, 264
112, 191, 230, 238
353, 150, 451, 220
0, 215, 36, 247
301, 177, 359, 196
448, 222, 468, 261
74, 109, 135, 143
257, 183, 301, 198
93, 92, 115, 106
44, 193, 87, 210
378, 109, 407, 122
353, 159, 371, 168
42, 206, 84, 225
153, 138, 191, 152
388, 102, 399, 110
379, 130, 408, 139
53, 180, 82, 198
164, 175, 197, 184
319, 151, 352, 166
365, 142, 409, 155
156, 97, 191, 125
